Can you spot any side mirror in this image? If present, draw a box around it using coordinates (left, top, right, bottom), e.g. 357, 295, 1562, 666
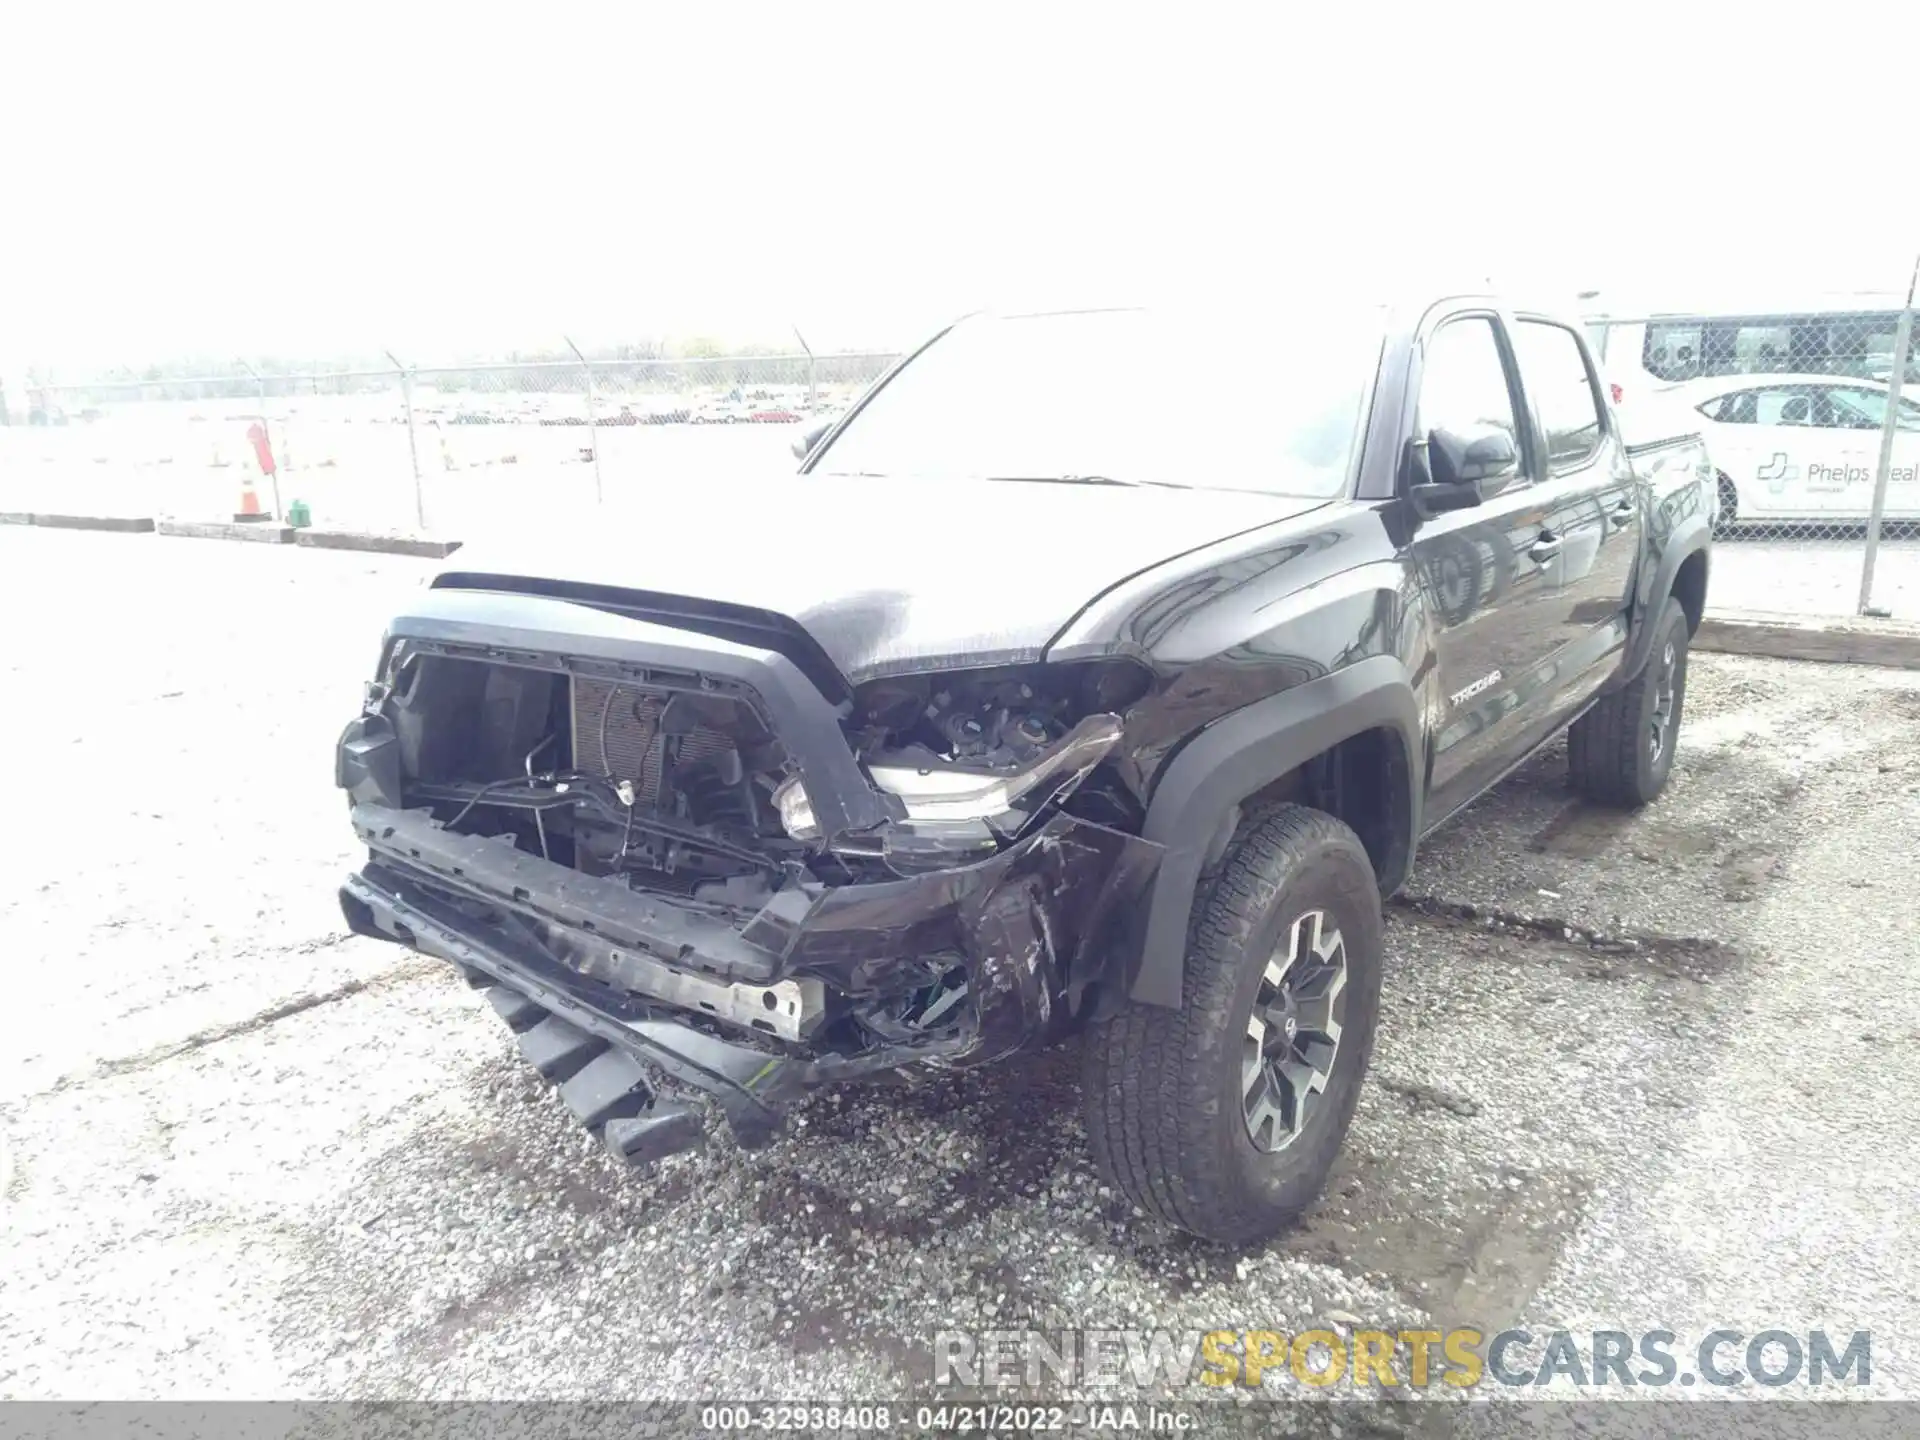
792, 418, 833, 462
1409, 424, 1518, 517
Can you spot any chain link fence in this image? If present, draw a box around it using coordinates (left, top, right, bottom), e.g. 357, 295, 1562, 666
0, 348, 899, 539
6, 289, 1919, 623
1586, 282, 1918, 621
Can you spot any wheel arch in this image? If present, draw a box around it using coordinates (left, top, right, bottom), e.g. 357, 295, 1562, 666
1623, 519, 1711, 683
1120, 654, 1422, 1011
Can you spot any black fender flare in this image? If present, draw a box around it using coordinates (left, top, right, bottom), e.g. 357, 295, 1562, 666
1619, 515, 1711, 685
1123, 653, 1424, 1011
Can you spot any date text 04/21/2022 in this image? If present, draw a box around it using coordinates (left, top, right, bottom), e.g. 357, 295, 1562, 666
698, 1404, 1196, 1432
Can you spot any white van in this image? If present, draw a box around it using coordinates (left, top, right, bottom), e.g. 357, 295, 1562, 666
1584, 292, 1917, 407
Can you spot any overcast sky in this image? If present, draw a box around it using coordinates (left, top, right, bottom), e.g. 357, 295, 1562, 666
4, 1, 1917, 372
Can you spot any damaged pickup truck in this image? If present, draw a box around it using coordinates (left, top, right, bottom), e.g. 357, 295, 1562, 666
336, 296, 1713, 1244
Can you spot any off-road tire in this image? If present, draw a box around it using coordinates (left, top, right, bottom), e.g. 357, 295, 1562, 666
1082, 805, 1383, 1246
1568, 596, 1691, 807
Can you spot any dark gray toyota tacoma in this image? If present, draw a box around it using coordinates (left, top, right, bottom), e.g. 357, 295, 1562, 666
336, 296, 1713, 1244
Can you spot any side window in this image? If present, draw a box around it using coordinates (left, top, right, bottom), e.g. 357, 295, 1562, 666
1824, 387, 1879, 429
1644, 323, 1702, 382
1709, 390, 1759, 425
1821, 385, 1920, 431
1753, 387, 1817, 427
1416, 316, 1525, 480
1513, 320, 1605, 468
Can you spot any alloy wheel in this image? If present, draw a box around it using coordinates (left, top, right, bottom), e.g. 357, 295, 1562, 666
1242, 909, 1348, 1154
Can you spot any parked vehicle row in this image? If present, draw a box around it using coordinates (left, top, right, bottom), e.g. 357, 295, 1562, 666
690, 399, 808, 425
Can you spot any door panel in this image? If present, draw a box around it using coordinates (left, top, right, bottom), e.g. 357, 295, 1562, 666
1729, 386, 1845, 518
1417, 483, 1570, 820
1509, 319, 1641, 687
1894, 432, 1920, 519
1744, 423, 1805, 514
1819, 384, 1920, 519
1408, 311, 1569, 825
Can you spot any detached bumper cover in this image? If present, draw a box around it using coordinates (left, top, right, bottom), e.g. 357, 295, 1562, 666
342, 803, 1162, 1118
349, 802, 803, 985
342, 865, 831, 1147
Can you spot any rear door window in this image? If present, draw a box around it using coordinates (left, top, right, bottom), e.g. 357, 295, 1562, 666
1513, 320, 1606, 468
1704, 390, 1760, 424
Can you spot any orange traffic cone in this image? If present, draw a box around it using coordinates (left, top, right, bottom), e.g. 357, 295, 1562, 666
233, 473, 268, 522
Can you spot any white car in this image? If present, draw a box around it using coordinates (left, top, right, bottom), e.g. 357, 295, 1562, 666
1665, 373, 1920, 529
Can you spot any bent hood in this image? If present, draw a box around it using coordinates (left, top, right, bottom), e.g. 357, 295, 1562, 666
435, 475, 1327, 683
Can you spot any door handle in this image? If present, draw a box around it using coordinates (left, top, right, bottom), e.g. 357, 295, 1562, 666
1528, 533, 1563, 564
1607, 499, 1635, 529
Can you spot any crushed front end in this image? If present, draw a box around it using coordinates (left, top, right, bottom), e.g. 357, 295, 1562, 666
336, 581, 1161, 1167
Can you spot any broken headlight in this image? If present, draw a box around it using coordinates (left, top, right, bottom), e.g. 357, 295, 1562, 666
771, 713, 1123, 843
773, 775, 823, 842
866, 714, 1122, 823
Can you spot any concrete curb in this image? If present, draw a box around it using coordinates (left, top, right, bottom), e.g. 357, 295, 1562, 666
3, 513, 157, 533
156, 519, 295, 544
1697, 609, 1920, 671
293, 530, 463, 558
34, 513, 157, 534
2, 516, 461, 557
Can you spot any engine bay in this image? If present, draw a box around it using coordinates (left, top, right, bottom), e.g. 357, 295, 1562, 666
381, 645, 1151, 922
343, 625, 1167, 1066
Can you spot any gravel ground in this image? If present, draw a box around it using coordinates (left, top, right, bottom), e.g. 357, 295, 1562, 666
1, 528, 1916, 1425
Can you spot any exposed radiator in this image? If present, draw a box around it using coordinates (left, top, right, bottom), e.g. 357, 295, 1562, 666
570, 677, 734, 807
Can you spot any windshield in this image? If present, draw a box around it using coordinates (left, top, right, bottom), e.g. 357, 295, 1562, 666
1829, 387, 1920, 432
811, 306, 1386, 497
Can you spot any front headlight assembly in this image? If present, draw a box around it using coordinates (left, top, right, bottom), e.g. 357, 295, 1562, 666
774, 713, 1123, 844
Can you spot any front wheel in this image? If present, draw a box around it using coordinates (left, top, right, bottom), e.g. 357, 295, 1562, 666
1082, 805, 1383, 1245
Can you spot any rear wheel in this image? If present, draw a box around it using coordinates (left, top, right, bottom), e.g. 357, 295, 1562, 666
1714, 473, 1739, 537
1082, 805, 1383, 1245
1568, 596, 1691, 807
